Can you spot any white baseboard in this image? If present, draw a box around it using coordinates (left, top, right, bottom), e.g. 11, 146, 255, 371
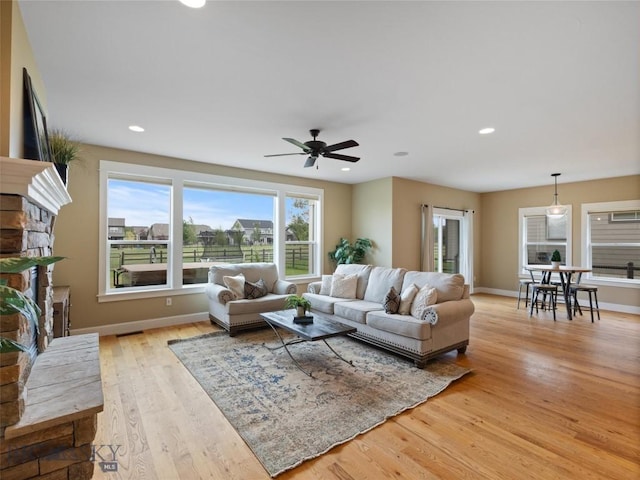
70, 312, 210, 337
473, 287, 640, 315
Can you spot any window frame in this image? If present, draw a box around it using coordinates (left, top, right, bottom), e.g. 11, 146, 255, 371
518, 206, 573, 276
98, 161, 323, 302
284, 193, 320, 279
580, 200, 640, 288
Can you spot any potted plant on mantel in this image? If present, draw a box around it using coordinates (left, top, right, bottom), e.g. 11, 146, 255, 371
551, 250, 562, 269
48, 129, 81, 186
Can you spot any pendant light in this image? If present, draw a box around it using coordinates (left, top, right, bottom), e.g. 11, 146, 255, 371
546, 173, 567, 218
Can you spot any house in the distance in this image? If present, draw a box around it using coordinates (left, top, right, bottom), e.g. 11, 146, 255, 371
107, 218, 125, 240
230, 219, 273, 245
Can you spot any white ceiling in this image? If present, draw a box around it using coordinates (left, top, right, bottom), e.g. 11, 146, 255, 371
18, 0, 640, 192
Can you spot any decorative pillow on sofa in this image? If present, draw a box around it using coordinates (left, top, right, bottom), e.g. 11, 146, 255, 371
319, 275, 333, 295
223, 274, 245, 299
398, 284, 419, 315
410, 284, 438, 320
383, 286, 400, 314
330, 273, 358, 299
244, 278, 268, 299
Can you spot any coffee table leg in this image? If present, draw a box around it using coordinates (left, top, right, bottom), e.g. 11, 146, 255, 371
263, 322, 314, 378
323, 339, 354, 368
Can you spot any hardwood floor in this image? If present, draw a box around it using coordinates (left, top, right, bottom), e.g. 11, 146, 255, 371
92, 294, 640, 479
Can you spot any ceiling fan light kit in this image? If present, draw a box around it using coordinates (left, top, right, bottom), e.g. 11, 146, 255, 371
265, 129, 360, 168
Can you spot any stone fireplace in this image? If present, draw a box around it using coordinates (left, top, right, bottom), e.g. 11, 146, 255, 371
0, 157, 103, 479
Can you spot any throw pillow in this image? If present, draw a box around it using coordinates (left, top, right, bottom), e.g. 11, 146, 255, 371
383, 286, 400, 314
330, 273, 358, 299
411, 284, 438, 319
319, 275, 333, 295
398, 284, 419, 315
223, 274, 245, 299
244, 278, 268, 299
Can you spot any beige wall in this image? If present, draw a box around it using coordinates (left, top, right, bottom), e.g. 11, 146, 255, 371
52, 144, 352, 329
352, 178, 393, 266
480, 175, 640, 307
390, 177, 481, 273
0, 1, 46, 157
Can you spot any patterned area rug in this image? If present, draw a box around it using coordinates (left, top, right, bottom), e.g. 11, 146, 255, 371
168, 329, 470, 477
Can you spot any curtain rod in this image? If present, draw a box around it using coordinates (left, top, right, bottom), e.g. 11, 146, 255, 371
421, 204, 474, 213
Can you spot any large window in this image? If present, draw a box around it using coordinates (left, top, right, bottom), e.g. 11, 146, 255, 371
99, 161, 322, 300
581, 201, 640, 286
519, 206, 572, 273
285, 195, 319, 278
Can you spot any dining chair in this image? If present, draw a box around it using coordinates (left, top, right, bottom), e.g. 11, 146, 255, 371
529, 282, 558, 321
517, 278, 534, 309
570, 273, 600, 322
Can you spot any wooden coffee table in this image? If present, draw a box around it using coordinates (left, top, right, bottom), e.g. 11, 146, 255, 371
259, 310, 357, 377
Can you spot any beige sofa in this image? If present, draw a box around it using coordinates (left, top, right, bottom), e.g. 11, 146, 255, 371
206, 262, 297, 335
303, 264, 474, 367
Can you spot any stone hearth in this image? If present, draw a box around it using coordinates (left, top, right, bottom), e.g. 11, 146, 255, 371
1, 157, 103, 479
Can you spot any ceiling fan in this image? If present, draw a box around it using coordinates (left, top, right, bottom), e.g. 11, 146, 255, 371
265, 129, 359, 168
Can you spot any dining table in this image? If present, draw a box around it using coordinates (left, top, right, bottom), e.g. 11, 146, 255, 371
525, 265, 592, 320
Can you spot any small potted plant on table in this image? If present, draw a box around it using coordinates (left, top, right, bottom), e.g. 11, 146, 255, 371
551, 250, 562, 269
284, 295, 312, 323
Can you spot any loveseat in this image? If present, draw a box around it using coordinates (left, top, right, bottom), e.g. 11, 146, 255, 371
303, 264, 474, 367
206, 262, 297, 335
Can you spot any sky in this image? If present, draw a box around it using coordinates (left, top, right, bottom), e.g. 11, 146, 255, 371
108, 179, 281, 229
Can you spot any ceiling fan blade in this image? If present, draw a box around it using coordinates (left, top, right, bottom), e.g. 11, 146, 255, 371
323, 152, 360, 162
304, 156, 317, 168
283, 137, 311, 152
324, 139, 359, 152
264, 152, 306, 157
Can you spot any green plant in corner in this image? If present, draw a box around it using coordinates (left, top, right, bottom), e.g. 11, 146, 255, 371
284, 295, 311, 314
0, 256, 64, 354
328, 237, 373, 265
551, 250, 561, 262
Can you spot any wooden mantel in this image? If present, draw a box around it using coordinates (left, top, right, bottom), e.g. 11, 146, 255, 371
0, 156, 72, 214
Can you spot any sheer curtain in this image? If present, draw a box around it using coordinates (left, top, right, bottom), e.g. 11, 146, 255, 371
462, 209, 474, 293
420, 204, 434, 272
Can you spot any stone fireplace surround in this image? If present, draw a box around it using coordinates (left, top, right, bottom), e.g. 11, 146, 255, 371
0, 157, 103, 480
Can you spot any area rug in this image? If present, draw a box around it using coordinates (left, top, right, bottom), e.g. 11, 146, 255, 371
168, 329, 470, 477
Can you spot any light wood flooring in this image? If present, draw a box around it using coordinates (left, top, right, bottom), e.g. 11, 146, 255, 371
93, 294, 640, 479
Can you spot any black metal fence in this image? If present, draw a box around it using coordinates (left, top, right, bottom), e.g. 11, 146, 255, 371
112, 246, 310, 270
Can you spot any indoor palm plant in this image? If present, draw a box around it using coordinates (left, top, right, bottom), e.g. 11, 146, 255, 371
328, 237, 373, 265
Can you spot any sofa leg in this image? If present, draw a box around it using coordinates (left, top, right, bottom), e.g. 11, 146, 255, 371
414, 359, 427, 369
457, 345, 467, 354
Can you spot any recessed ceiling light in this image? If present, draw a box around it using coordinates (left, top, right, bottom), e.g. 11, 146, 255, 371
393, 151, 409, 157
179, 0, 206, 8
341, 167, 351, 172
128, 125, 145, 133
478, 127, 495, 135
